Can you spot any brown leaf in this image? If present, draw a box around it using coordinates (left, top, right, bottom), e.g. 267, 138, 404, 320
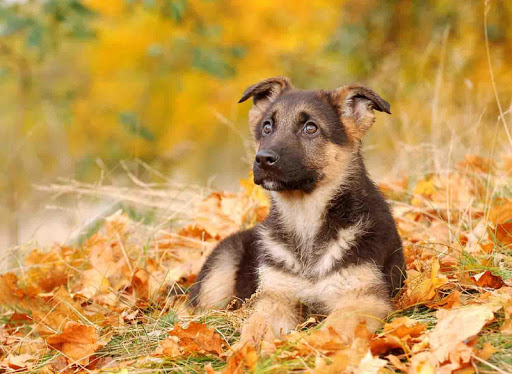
354, 351, 387, 374
205, 362, 221, 374
495, 222, 512, 247
0, 273, 30, 306
224, 344, 258, 374
25, 248, 68, 293
387, 354, 408, 372
47, 322, 100, 365
39, 356, 69, 374
409, 351, 437, 374
1, 353, 36, 370
178, 224, 213, 241
31, 287, 85, 336
299, 326, 348, 353
313, 351, 349, 374
132, 268, 150, 300
154, 336, 182, 358
170, 322, 224, 356
383, 317, 428, 339
488, 199, 512, 225
425, 290, 462, 309
457, 154, 495, 174
370, 334, 404, 356
471, 270, 505, 289
370, 317, 428, 355
475, 341, 496, 360
429, 305, 499, 363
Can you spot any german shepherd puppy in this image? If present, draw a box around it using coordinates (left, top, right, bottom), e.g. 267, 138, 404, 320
191, 77, 405, 345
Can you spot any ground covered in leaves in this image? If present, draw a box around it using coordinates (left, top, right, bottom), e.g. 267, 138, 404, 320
1, 154, 512, 373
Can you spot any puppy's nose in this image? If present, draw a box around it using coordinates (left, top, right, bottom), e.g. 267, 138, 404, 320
255, 150, 279, 167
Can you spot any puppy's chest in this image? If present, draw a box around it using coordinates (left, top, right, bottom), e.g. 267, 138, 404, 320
259, 221, 363, 278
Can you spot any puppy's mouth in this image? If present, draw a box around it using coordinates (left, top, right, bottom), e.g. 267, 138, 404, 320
259, 179, 286, 191
255, 177, 318, 193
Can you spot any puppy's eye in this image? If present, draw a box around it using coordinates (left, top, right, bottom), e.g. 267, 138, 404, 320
303, 121, 318, 135
262, 120, 273, 136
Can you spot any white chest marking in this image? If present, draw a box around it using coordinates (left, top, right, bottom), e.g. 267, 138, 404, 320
259, 228, 302, 273
312, 221, 366, 276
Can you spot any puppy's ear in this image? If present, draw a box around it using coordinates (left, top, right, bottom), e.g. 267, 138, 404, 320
239, 77, 293, 127
330, 84, 390, 140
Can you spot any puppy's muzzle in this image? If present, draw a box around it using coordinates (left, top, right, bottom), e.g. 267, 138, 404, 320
255, 150, 280, 169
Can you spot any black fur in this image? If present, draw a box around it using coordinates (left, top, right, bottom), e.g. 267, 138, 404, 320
190, 228, 260, 306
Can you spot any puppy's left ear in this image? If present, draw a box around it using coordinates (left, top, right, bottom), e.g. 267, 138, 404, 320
330, 85, 390, 140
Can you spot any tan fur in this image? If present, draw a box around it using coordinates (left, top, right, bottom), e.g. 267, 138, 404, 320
238, 263, 390, 343
323, 293, 392, 338
330, 86, 379, 141
238, 292, 299, 347
245, 77, 292, 129
258, 264, 385, 304
195, 250, 237, 308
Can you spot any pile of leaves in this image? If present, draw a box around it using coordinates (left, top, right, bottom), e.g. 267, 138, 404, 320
1, 154, 512, 373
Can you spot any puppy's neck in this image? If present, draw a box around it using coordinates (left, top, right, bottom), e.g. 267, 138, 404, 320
269, 150, 363, 248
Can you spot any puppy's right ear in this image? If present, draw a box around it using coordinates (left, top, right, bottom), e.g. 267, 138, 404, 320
238, 77, 292, 127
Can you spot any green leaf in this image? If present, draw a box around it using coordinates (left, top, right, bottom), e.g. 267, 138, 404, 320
192, 47, 235, 79
119, 112, 156, 141
162, 0, 187, 23
26, 24, 43, 48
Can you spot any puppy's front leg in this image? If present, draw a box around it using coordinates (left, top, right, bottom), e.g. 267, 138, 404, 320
323, 292, 392, 340
237, 292, 299, 348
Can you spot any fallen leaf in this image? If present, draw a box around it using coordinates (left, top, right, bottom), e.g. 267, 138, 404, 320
371, 317, 428, 355
495, 222, 512, 247
436, 342, 474, 374
132, 268, 150, 300
170, 322, 224, 356
457, 154, 495, 174
403, 260, 449, 306
0, 273, 30, 306
425, 290, 461, 309
387, 354, 408, 372
205, 362, 221, 374
383, 317, 428, 338
471, 270, 505, 289
25, 248, 68, 293
313, 351, 349, 374
31, 287, 85, 336
475, 341, 496, 360
1, 353, 36, 370
409, 351, 437, 374
39, 355, 69, 374
154, 336, 182, 358
47, 322, 101, 365
370, 334, 404, 356
488, 199, 512, 225
354, 350, 387, 374
224, 344, 258, 374
429, 305, 499, 363
294, 326, 348, 354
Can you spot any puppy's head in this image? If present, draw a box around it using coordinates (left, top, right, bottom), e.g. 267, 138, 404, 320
239, 77, 390, 193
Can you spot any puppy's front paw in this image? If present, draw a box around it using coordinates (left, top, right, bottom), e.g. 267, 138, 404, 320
232, 314, 276, 351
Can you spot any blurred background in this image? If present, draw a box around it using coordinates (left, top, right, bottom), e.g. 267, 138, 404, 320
1, 0, 512, 249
